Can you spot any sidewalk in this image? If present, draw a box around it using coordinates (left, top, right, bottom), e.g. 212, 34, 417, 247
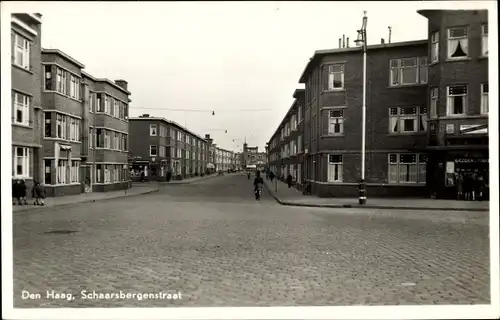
160, 172, 239, 185
12, 184, 159, 213
263, 178, 490, 212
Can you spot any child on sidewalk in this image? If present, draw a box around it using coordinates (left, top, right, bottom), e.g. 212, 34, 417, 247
32, 181, 46, 206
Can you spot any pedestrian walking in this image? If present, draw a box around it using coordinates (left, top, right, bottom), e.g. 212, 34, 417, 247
463, 173, 472, 201
269, 171, 275, 182
456, 173, 464, 200
287, 173, 293, 188
476, 175, 486, 201
140, 171, 145, 183
12, 179, 20, 205
471, 173, 478, 201
19, 179, 28, 205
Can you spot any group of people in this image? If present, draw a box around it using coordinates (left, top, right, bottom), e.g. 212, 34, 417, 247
12, 179, 46, 206
455, 172, 487, 201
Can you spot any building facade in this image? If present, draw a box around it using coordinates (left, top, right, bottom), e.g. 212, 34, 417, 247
267, 89, 306, 188
41, 49, 131, 196
419, 9, 489, 199
242, 144, 267, 170
214, 147, 234, 172
11, 13, 44, 192
268, 9, 489, 199
129, 115, 208, 181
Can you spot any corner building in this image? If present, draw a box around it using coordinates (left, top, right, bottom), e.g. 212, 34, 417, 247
11, 13, 43, 192
41, 49, 131, 196
419, 9, 489, 199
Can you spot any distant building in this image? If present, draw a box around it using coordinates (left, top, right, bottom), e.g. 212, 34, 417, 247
243, 144, 267, 170
129, 115, 208, 181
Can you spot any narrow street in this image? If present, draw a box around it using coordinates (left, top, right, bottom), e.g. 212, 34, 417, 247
13, 173, 490, 307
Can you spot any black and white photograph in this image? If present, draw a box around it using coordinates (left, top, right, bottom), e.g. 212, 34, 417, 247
1, 1, 498, 319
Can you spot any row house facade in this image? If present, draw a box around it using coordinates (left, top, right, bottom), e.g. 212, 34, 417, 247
129, 115, 208, 181
268, 9, 489, 199
11, 13, 44, 192
214, 147, 234, 172
41, 49, 131, 196
267, 89, 306, 188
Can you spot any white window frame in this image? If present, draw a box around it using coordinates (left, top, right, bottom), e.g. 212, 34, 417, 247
150, 145, 157, 156
14, 33, 30, 69
482, 24, 488, 57
57, 159, 68, 184
388, 153, 427, 184
481, 84, 488, 115
327, 64, 344, 90
104, 165, 111, 183
70, 160, 80, 183
150, 124, 157, 136
327, 155, 343, 182
431, 31, 439, 63
447, 26, 469, 60
430, 88, 438, 119
389, 106, 427, 134
328, 109, 344, 135
389, 57, 427, 86
104, 96, 110, 114
13, 147, 30, 178
446, 85, 467, 116
13, 92, 30, 126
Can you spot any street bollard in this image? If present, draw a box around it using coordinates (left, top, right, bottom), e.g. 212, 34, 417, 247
358, 179, 366, 205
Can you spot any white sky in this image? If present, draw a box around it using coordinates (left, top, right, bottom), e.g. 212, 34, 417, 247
2, 1, 495, 152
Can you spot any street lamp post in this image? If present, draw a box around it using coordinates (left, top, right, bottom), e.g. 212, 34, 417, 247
355, 11, 368, 205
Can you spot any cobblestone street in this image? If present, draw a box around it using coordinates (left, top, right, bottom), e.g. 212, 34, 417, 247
13, 173, 490, 307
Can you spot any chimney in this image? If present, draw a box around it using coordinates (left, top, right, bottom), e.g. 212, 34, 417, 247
338, 38, 342, 48
346, 37, 349, 48
388, 26, 392, 44
141, 114, 150, 118
381, 38, 385, 45
115, 79, 128, 91
342, 34, 345, 48
205, 134, 211, 139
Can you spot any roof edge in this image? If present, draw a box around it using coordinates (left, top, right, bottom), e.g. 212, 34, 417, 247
41, 49, 85, 69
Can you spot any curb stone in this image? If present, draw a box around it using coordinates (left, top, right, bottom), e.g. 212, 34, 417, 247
14, 188, 159, 214
263, 182, 489, 212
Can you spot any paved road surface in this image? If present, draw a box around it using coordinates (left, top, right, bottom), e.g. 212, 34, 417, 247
13, 173, 490, 307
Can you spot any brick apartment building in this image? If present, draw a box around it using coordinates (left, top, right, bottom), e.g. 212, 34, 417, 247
268, 89, 306, 188
41, 49, 131, 196
419, 9, 489, 199
266, 9, 488, 199
129, 115, 208, 181
242, 144, 267, 170
11, 13, 44, 192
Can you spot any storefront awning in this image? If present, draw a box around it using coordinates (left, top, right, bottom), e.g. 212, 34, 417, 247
207, 163, 215, 169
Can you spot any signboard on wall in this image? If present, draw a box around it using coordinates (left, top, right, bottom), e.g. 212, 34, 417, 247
460, 124, 488, 134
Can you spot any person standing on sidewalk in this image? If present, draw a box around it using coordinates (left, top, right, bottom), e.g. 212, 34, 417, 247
12, 179, 20, 205
19, 179, 28, 205
456, 173, 464, 200
287, 173, 293, 188
476, 174, 486, 201
32, 181, 46, 206
269, 171, 275, 182
140, 170, 145, 183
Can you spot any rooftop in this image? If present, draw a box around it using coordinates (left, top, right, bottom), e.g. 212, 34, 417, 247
81, 71, 131, 95
299, 39, 427, 83
129, 115, 207, 142
42, 49, 85, 69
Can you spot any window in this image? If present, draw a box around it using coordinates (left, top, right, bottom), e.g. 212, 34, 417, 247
13, 92, 30, 125
297, 135, 302, 153
431, 31, 439, 63
114, 100, 119, 118
481, 24, 488, 56
177, 148, 182, 158
481, 84, 488, 115
56, 68, 63, 93
14, 33, 30, 69
97, 129, 104, 148
57, 160, 68, 184
97, 94, 103, 112
327, 64, 344, 90
447, 26, 468, 59
327, 155, 342, 182
388, 154, 427, 184
389, 106, 427, 133
390, 57, 427, 86
89, 128, 94, 149
13, 147, 30, 177
56, 114, 67, 139
124, 135, 128, 151
44, 112, 52, 137
104, 165, 111, 183
150, 145, 157, 156
44, 159, 52, 185
44, 65, 52, 90
56, 68, 68, 95
159, 146, 166, 157
96, 164, 103, 183
150, 124, 157, 136
70, 75, 80, 100
104, 131, 111, 148
105, 96, 110, 114
114, 132, 119, 150
328, 110, 344, 135
430, 88, 438, 119
446, 86, 467, 116
69, 118, 76, 141
70, 160, 79, 183
298, 105, 302, 122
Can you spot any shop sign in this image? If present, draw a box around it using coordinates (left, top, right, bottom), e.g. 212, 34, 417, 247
454, 158, 488, 163
460, 124, 488, 134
